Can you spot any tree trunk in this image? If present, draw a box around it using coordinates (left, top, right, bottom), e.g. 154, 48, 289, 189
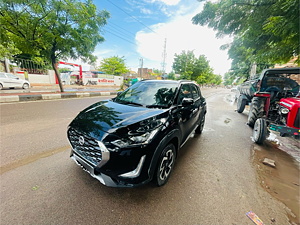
51, 59, 64, 92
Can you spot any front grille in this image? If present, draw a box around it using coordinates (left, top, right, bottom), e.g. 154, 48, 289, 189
68, 128, 102, 166
294, 109, 300, 128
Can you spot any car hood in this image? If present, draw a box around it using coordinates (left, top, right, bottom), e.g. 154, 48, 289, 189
69, 100, 169, 140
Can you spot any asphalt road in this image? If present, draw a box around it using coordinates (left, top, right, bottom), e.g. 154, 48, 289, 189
0, 88, 295, 225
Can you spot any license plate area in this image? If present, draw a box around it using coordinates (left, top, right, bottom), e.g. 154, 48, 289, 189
71, 153, 95, 176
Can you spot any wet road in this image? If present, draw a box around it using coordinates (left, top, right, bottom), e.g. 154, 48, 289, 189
0, 88, 299, 225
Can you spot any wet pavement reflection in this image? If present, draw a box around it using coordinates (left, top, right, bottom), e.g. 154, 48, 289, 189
251, 139, 300, 224
225, 91, 300, 224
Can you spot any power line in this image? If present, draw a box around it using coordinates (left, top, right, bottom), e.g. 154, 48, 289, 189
106, 25, 135, 41
103, 0, 167, 71
104, 0, 158, 34
103, 29, 137, 46
108, 21, 137, 38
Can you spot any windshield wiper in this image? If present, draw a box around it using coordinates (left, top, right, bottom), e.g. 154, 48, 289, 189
117, 100, 144, 107
146, 104, 168, 109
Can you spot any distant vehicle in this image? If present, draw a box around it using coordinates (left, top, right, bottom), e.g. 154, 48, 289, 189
0, 72, 30, 90
67, 80, 207, 187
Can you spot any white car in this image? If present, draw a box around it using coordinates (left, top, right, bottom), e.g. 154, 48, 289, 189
0, 72, 30, 90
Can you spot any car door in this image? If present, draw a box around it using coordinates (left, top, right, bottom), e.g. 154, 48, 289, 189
6, 73, 22, 88
177, 83, 195, 143
0, 72, 9, 87
190, 83, 206, 127
189, 84, 201, 127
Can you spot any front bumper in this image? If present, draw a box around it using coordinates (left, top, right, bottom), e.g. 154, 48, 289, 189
70, 150, 148, 187
269, 124, 300, 136
71, 152, 117, 187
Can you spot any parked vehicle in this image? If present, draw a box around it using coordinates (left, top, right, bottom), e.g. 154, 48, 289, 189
236, 67, 299, 143
67, 80, 207, 187
0, 72, 30, 90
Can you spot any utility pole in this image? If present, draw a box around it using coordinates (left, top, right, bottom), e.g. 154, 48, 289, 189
139, 57, 143, 78
249, 62, 257, 79
161, 38, 167, 77
4, 58, 10, 72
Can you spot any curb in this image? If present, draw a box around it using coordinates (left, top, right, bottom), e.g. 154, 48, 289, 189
0, 91, 117, 103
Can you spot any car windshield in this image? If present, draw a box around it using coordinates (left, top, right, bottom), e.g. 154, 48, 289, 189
114, 81, 178, 108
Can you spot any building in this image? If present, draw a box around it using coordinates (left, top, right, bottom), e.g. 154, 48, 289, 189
137, 68, 153, 79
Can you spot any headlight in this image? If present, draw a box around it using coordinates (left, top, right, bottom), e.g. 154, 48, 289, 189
111, 129, 159, 148
136, 117, 166, 132
111, 117, 166, 148
280, 107, 289, 114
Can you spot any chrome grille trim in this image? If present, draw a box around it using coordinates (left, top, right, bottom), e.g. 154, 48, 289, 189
68, 127, 102, 167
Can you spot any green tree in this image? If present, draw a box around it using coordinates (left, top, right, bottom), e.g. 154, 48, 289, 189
223, 72, 234, 86
0, 0, 109, 92
172, 50, 196, 80
98, 56, 129, 75
172, 51, 214, 84
208, 74, 222, 85
167, 71, 175, 80
192, 55, 213, 84
192, 0, 299, 79
0, 42, 21, 59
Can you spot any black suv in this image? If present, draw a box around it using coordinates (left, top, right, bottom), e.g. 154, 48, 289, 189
67, 80, 206, 187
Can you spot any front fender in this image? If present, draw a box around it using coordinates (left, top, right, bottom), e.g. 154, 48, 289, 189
147, 128, 180, 180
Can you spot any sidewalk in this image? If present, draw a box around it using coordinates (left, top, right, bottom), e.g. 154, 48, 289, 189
0, 84, 119, 103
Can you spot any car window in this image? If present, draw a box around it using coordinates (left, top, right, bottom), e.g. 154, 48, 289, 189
0, 73, 6, 78
178, 84, 192, 104
6, 73, 17, 79
190, 84, 200, 100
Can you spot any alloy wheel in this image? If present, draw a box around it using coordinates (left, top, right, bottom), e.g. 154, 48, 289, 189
159, 149, 174, 181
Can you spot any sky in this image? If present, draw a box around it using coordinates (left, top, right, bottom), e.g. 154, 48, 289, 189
66, 0, 232, 76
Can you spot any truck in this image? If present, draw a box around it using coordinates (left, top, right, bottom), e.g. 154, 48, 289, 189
236, 67, 300, 143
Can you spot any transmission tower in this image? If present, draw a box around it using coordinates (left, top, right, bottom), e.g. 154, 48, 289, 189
161, 38, 167, 75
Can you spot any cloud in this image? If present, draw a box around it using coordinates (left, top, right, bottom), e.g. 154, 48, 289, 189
154, 0, 181, 6
140, 7, 152, 14
135, 4, 232, 75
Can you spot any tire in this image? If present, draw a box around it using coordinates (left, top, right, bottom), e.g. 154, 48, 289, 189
237, 95, 247, 113
253, 118, 267, 144
247, 97, 264, 128
154, 143, 176, 187
0, 83, 3, 90
22, 83, 29, 89
195, 116, 205, 134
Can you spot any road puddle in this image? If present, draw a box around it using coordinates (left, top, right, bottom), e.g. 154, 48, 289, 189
251, 140, 300, 224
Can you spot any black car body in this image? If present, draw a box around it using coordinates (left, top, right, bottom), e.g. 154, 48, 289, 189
67, 80, 206, 187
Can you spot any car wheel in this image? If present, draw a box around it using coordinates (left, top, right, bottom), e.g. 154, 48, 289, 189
253, 118, 267, 144
22, 83, 29, 89
237, 95, 247, 113
247, 97, 264, 127
195, 116, 205, 134
154, 143, 176, 187
0, 83, 3, 90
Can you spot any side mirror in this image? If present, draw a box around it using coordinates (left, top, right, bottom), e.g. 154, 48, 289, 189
182, 97, 194, 106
